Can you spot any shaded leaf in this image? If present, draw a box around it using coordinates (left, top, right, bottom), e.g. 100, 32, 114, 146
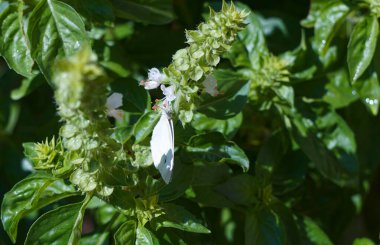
152, 203, 210, 233
197, 69, 250, 119
159, 158, 193, 202
185, 132, 249, 171
245, 203, 300, 245
290, 102, 358, 185
245, 204, 293, 245
110, 0, 175, 25
11, 73, 45, 100
216, 174, 257, 205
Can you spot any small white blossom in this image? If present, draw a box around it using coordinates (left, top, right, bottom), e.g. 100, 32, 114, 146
148, 68, 164, 82
106, 92, 124, 120
202, 75, 219, 97
140, 80, 160, 90
140, 68, 165, 90
161, 85, 176, 102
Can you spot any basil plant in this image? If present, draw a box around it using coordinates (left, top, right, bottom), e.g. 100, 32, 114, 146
1, 0, 380, 244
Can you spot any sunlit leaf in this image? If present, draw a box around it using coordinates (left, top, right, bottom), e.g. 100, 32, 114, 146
0, 3, 34, 77
348, 16, 379, 82
114, 220, 136, 245
25, 195, 91, 245
1, 172, 77, 243
314, 1, 349, 55
27, 0, 89, 82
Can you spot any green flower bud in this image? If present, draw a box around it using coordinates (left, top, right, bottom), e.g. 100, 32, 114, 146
23, 137, 62, 170
161, 1, 248, 123
131, 144, 153, 168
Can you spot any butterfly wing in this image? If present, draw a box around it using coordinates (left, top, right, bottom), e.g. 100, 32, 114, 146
150, 113, 174, 183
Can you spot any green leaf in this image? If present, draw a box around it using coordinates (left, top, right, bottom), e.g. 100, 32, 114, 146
158, 158, 193, 202
136, 226, 159, 245
216, 174, 257, 205
281, 32, 317, 82
114, 125, 134, 144
27, 0, 89, 82
301, 0, 334, 28
302, 217, 333, 245
152, 203, 210, 233
133, 111, 160, 144
74, 0, 115, 24
323, 69, 358, 109
191, 164, 230, 187
114, 220, 136, 245
101, 61, 130, 78
257, 130, 288, 168
314, 1, 349, 55
245, 204, 300, 245
355, 64, 380, 115
0, 4, 34, 77
185, 132, 249, 171
110, 0, 175, 25
80, 232, 109, 245
290, 102, 358, 184
245, 206, 284, 245
348, 16, 379, 81
236, 3, 268, 66
197, 70, 250, 119
1, 172, 77, 243
271, 150, 308, 196
112, 78, 149, 113
273, 85, 294, 107
25, 195, 92, 245
225, 3, 268, 68
11, 73, 45, 100
353, 238, 376, 245
191, 112, 243, 139
190, 186, 235, 208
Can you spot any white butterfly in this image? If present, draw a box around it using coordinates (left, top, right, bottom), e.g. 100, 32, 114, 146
150, 110, 174, 184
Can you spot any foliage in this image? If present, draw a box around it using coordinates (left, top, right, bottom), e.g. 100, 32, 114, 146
1, 0, 380, 244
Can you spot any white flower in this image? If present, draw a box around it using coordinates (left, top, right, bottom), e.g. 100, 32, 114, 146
106, 92, 124, 120
140, 80, 161, 90
148, 68, 164, 82
140, 68, 165, 90
202, 75, 219, 97
161, 85, 176, 102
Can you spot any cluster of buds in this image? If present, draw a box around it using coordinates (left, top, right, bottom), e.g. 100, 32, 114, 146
51, 48, 121, 196
141, 1, 248, 123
